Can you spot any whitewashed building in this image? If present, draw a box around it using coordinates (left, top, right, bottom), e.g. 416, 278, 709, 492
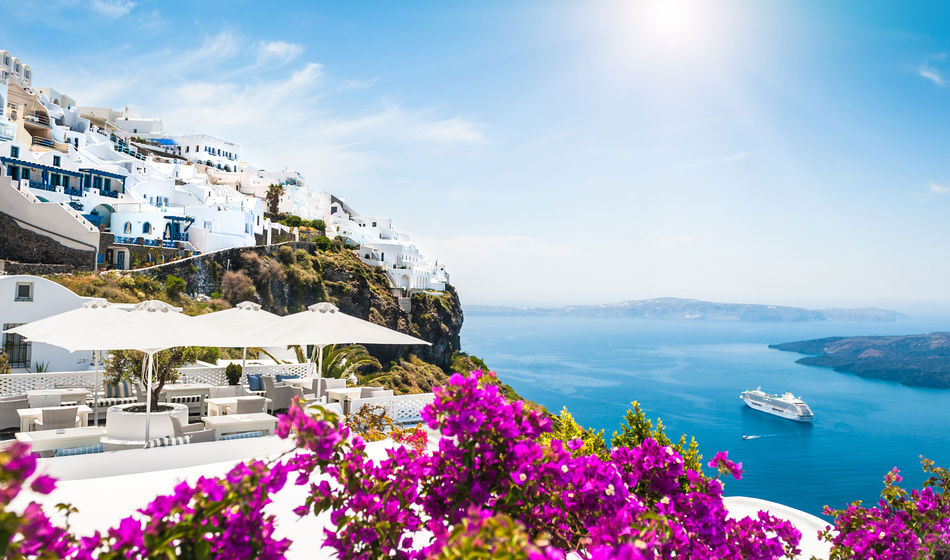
0, 276, 93, 372
0, 50, 31, 87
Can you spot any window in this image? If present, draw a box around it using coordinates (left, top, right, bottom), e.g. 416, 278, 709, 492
10, 146, 18, 158
50, 173, 59, 186
92, 176, 102, 190
143, 222, 152, 234
21, 168, 29, 181
372, 221, 377, 227
2, 324, 29, 369
52, 155, 60, 166
103, 178, 111, 191
123, 222, 132, 234
61, 176, 69, 189
14, 282, 33, 302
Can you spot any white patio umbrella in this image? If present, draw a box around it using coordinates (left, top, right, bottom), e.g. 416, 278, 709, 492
191, 301, 281, 370
17, 299, 240, 442
5, 298, 129, 424
248, 302, 431, 379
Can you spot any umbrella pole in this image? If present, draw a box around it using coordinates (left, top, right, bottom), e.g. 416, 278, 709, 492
242, 347, 247, 371
93, 350, 100, 425
144, 352, 154, 443
317, 345, 324, 380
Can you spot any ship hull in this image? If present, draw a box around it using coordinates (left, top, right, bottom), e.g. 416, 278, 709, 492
741, 396, 813, 422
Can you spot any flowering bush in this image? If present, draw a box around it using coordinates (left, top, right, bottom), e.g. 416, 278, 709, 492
820, 458, 950, 559
2, 367, 945, 559
280, 370, 803, 559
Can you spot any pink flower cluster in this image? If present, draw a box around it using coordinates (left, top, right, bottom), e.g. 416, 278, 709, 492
821, 462, 950, 559
279, 371, 803, 559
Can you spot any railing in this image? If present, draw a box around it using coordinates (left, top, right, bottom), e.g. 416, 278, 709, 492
113, 235, 137, 244
28, 180, 56, 192
143, 238, 161, 247
0, 120, 14, 142
162, 241, 176, 249
25, 112, 50, 127
347, 393, 435, 425
31, 137, 54, 148
170, 232, 189, 241
0, 363, 313, 396
64, 187, 83, 197
100, 190, 119, 198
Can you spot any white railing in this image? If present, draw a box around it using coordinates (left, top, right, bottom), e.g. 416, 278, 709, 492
0, 363, 313, 395
348, 393, 435, 425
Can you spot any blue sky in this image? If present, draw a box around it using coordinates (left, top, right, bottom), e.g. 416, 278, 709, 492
3, 0, 950, 309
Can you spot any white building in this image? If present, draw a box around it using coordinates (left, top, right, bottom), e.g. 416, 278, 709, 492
157, 134, 241, 172
0, 50, 31, 87
0, 276, 94, 372
77, 106, 163, 136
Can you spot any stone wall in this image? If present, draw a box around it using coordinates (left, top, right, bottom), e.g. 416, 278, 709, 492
0, 211, 96, 271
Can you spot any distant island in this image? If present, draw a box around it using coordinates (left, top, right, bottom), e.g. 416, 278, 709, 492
467, 298, 907, 322
771, 333, 950, 388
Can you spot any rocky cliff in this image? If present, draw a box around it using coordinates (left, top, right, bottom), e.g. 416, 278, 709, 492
51, 242, 460, 370
771, 333, 950, 388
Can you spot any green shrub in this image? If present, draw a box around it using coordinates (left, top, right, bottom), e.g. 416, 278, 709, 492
612, 401, 702, 473
221, 270, 257, 304
277, 245, 295, 264
314, 236, 332, 251
0, 352, 9, 374
225, 363, 243, 385
164, 275, 186, 299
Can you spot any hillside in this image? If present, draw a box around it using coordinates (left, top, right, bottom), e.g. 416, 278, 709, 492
770, 333, 950, 387
47, 241, 523, 399
468, 298, 907, 322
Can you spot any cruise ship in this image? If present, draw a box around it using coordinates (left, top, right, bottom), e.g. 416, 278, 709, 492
740, 388, 814, 422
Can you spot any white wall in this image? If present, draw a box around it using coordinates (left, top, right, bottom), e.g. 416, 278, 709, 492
0, 276, 93, 372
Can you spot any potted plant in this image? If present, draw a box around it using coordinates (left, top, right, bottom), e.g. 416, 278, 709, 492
102, 346, 218, 443
225, 363, 242, 386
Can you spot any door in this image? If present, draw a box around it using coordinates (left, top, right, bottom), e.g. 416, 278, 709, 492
116, 250, 126, 270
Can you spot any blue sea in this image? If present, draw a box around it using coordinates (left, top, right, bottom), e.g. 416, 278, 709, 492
460, 314, 950, 516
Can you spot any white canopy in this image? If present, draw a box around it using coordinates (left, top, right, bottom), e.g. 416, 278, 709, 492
192, 301, 282, 368
246, 302, 430, 378
30, 300, 236, 353
4, 298, 128, 343
250, 302, 431, 348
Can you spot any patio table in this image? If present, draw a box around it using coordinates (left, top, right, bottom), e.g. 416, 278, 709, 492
205, 397, 272, 416
15, 426, 106, 453
26, 388, 91, 405
200, 413, 278, 439
18, 405, 93, 432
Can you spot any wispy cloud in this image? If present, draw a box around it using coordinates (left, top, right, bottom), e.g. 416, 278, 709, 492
918, 54, 946, 86
42, 30, 487, 188
928, 181, 950, 194
90, 0, 136, 17
256, 41, 304, 65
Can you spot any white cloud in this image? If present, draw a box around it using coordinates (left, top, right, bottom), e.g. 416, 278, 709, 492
928, 182, 950, 194
90, 0, 135, 17
411, 117, 486, 144
918, 54, 946, 86
256, 41, 304, 65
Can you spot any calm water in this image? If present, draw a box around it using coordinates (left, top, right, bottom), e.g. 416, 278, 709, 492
460, 315, 950, 516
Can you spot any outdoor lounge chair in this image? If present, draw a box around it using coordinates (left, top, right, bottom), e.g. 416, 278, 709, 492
269, 386, 307, 413
34, 406, 81, 430
261, 375, 285, 400
318, 378, 347, 399
170, 416, 214, 444
0, 395, 28, 431
229, 396, 266, 414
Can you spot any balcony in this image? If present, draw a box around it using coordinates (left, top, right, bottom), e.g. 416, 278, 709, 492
31, 137, 54, 149
162, 241, 176, 249
143, 239, 161, 247
64, 187, 83, 197
170, 232, 189, 242
113, 236, 137, 245
100, 190, 119, 199
28, 180, 56, 192
24, 112, 50, 128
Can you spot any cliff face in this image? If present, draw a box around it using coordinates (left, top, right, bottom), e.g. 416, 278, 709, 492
126, 242, 461, 370
771, 333, 950, 388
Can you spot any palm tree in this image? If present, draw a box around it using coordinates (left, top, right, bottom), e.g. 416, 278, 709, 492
319, 345, 381, 380
265, 184, 285, 215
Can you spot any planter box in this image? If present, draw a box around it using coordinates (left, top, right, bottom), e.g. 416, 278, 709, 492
103, 402, 189, 445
